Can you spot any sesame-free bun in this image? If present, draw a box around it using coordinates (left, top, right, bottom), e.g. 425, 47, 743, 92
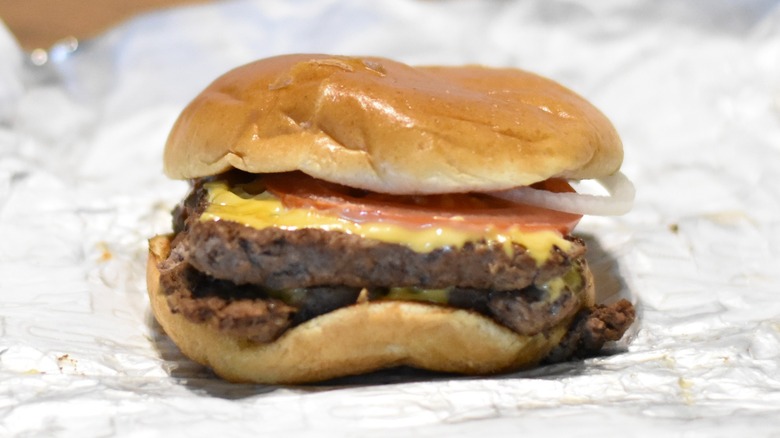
164, 54, 622, 194
147, 235, 595, 384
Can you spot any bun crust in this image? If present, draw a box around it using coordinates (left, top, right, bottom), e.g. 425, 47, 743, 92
147, 234, 593, 384
164, 54, 622, 194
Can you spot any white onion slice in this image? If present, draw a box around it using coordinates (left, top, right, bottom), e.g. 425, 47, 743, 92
488, 171, 635, 216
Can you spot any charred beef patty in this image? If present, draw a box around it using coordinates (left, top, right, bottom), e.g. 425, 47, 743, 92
186, 222, 584, 291
157, 177, 635, 359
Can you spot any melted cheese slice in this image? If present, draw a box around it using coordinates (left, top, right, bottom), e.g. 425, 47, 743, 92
200, 180, 571, 264
380, 263, 583, 305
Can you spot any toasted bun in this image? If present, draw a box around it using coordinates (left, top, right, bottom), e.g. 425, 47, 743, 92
147, 234, 594, 384
164, 54, 622, 194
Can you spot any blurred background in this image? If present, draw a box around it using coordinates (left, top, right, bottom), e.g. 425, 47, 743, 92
0, 0, 215, 50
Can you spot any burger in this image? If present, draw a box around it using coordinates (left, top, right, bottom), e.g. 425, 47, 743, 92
146, 54, 636, 384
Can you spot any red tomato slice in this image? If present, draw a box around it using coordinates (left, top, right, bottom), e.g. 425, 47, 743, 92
261, 172, 582, 234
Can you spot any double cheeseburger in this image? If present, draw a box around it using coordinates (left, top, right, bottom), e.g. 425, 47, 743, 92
147, 54, 635, 384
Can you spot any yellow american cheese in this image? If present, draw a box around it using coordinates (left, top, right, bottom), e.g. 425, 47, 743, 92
199, 180, 571, 264
383, 287, 451, 304
381, 263, 583, 305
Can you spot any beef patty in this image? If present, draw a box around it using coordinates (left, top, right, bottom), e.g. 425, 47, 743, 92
174, 177, 587, 291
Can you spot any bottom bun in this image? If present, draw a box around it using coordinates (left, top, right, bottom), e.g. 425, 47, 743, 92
147, 234, 591, 384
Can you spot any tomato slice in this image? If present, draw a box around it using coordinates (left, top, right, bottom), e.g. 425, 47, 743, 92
261, 172, 582, 234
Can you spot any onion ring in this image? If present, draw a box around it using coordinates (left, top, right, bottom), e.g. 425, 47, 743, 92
488, 171, 635, 216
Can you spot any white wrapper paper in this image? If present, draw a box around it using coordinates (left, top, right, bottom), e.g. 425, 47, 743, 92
2, 0, 780, 436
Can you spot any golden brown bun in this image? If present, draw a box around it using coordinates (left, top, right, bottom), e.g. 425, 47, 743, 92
164, 54, 622, 194
147, 234, 595, 384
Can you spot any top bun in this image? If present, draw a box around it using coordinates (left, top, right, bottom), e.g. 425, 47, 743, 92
164, 54, 623, 194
